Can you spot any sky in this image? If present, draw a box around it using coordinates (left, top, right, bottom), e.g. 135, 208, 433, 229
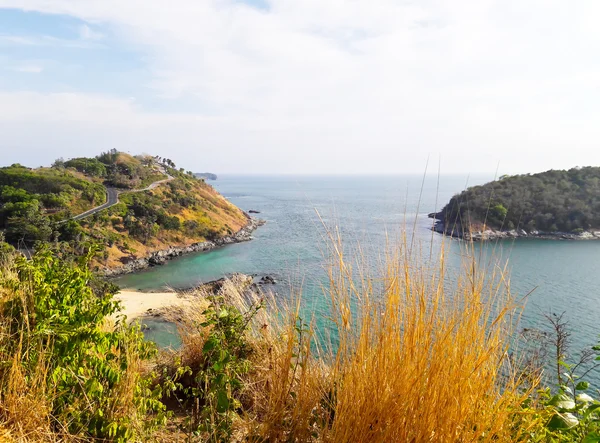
0, 1, 599, 174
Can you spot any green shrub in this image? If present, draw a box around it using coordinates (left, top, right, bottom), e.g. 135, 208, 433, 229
0, 247, 167, 440
163, 295, 262, 441
64, 157, 108, 177
58, 219, 84, 242
109, 202, 128, 218
0, 239, 15, 264
490, 203, 508, 221
157, 212, 181, 230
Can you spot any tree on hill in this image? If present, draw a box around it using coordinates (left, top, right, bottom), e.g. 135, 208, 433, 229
52, 157, 65, 168
64, 157, 107, 177
5, 202, 53, 245
96, 148, 120, 165
162, 158, 176, 168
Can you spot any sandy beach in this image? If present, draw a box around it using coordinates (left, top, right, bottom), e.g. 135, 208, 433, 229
114, 290, 191, 320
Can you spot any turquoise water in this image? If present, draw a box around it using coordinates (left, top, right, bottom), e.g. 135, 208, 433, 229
116, 175, 600, 381
115, 174, 473, 292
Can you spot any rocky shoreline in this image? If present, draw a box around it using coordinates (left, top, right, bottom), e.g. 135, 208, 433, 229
429, 213, 600, 241
102, 217, 265, 277
139, 272, 278, 323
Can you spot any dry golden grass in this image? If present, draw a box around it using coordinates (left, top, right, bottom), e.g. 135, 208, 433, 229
321, 239, 531, 442
162, 233, 539, 442
0, 262, 57, 442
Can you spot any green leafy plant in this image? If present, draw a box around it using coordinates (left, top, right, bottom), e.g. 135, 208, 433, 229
527, 313, 600, 442
0, 246, 167, 441
165, 295, 263, 441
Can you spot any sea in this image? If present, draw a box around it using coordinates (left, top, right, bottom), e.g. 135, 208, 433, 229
115, 174, 600, 385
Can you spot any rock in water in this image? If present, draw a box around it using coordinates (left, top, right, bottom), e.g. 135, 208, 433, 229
259, 275, 277, 285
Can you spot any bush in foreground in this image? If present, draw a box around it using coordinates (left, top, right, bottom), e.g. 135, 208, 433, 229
0, 247, 166, 441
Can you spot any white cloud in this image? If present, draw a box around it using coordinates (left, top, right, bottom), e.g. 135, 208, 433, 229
0, 33, 102, 48
11, 63, 43, 73
78, 24, 103, 41
0, 0, 600, 174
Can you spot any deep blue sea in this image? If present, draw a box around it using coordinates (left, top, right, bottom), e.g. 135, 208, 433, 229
116, 174, 600, 383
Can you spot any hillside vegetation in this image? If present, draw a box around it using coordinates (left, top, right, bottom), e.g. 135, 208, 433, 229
0, 164, 106, 245
96, 170, 247, 270
436, 167, 600, 233
61, 152, 167, 189
0, 150, 248, 269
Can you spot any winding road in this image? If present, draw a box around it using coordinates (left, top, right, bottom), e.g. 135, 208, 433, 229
70, 171, 173, 222
72, 187, 119, 221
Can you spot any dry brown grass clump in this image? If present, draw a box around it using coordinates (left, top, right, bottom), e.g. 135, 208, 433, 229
160, 237, 538, 442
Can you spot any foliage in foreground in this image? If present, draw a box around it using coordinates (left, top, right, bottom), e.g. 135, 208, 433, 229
524, 313, 600, 442
3, 241, 600, 441
157, 285, 261, 441
0, 247, 166, 441
156, 241, 541, 442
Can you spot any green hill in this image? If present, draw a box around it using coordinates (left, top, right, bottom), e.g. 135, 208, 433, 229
0, 150, 249, 270
0, 164, 106, 244
433, 167, 600, 237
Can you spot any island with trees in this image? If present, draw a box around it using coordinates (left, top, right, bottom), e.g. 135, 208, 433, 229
430, 166, 600, 240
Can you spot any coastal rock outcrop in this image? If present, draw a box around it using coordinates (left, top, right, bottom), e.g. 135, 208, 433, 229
103, 217, 265, 277
195, 273, 278, 296
258, 275, 277, 285
429, 214, 600, 241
